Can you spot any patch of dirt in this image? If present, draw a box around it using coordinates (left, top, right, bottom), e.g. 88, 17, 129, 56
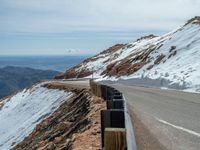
72, 96, 104, 150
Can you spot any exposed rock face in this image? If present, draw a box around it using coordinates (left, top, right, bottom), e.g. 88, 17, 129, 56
12, 84, 105, 150
154, 54, 165, 65
136, 34, 157, 41
101, 46, 156, 77
185, 16, 200, 25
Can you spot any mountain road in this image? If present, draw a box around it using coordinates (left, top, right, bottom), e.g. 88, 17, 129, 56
112, 84, 200, 150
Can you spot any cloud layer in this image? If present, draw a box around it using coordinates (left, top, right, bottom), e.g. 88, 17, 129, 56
0, 0, 200, 55
1, 0, 200, 33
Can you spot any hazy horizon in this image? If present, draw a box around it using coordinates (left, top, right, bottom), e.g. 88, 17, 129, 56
0, 55, 88, 71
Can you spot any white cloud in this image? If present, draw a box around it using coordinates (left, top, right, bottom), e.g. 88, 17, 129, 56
1, 0, 200, 56
1, 0, 200, 33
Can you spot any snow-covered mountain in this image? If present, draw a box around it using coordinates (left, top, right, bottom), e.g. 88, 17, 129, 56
0, 82, 73, 149
55, 17, 200, 93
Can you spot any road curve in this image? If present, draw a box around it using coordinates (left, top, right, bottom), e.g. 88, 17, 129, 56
112, 84, 200, 150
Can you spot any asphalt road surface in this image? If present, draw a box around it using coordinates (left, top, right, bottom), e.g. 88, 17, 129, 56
112, 84, 200, 150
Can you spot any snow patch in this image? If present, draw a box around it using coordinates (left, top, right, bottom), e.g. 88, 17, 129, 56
0, 83, 73, 150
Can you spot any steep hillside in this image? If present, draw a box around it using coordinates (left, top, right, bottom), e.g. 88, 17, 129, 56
55, 17, 200, 93
0, 81, 105, 150
0, 81, 73, 149
0, 66, 59, 99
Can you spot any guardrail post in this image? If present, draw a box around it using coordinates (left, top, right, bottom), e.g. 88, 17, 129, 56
101, 110, 125, 147
107, 100, 124, 109
101, 110, 111, 147
90, 81, 134, 150
104, 128, 127, 150
112, 95, 123, 100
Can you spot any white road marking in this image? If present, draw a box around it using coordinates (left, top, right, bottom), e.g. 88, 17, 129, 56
156, 118, 200, 138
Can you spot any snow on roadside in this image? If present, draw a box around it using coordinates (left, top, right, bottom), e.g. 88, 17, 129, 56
0, 83, 73, 150
124, 23, 200, 93
94, 22, 200, 93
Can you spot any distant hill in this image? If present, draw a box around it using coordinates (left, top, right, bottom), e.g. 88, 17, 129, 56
0, 66, 60, 99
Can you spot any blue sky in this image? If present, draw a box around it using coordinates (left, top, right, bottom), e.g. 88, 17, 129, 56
0, 0, 200, 56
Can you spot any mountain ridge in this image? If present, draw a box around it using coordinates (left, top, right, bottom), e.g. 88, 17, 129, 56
0, 66, 60, 99
55, 16, 200, 93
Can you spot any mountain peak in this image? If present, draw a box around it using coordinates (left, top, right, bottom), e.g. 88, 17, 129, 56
185, 16, 200, 26
136, 34, 157, 41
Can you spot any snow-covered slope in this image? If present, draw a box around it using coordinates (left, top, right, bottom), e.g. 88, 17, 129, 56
0, 82, 73, 150
55, 17, 200, 93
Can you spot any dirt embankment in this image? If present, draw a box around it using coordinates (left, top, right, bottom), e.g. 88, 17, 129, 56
12, 82, 106, 150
